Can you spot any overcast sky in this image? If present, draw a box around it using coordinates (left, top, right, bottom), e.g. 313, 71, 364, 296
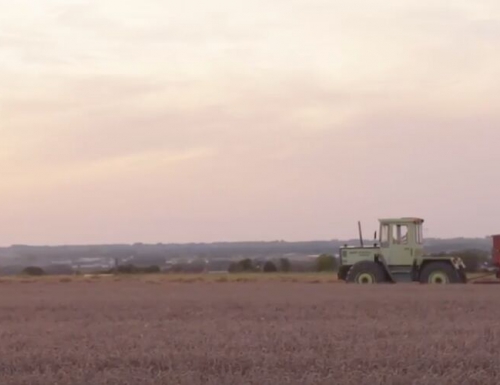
1, 0, 499, 245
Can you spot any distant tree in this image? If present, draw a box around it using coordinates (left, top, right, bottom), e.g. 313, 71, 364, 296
238, 258, 254, 272
263, 261, 278, 273
142, 265, 161, 274
228, 258, 255, 273
316, 254, 337, 272
22, 266, 46, 276
112, 264, 161, 274
115, 264, 139, 274
279, 258, 291, 272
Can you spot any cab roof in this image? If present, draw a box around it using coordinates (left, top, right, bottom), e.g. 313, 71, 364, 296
378, 217, 424, 224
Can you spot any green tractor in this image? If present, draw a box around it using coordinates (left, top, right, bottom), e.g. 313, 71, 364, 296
337, 217, 467, 284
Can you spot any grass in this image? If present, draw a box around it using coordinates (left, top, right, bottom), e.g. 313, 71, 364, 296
0, 271, 494, 285
0, 272, 484, 285
0, 272, 341, 284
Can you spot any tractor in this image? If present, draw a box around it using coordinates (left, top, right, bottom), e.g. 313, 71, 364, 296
337, 217, 468, 284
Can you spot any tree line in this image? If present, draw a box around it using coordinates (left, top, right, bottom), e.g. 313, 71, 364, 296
13, 249, 493, 277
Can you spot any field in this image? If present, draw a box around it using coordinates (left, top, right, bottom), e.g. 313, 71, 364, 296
1, 278, 500, 385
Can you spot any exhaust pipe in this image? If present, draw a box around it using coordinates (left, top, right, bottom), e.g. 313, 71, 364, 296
358, 221, 364, 247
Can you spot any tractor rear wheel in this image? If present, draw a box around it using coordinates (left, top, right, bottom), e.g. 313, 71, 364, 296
419, 262, 462, 284
346, 261, 386, 284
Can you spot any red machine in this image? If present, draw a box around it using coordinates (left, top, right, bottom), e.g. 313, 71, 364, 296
470, 234, 500, 284
493, 235, 500, 278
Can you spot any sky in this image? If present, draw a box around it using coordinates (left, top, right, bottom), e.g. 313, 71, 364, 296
0, 0, 499, 245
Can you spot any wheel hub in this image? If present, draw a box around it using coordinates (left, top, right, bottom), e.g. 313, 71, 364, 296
356, 273, 375, 284
428, 271, 449, 284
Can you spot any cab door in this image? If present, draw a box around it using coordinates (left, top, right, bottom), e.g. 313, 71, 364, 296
389, 223, 414, 266
382, 223, 414, 266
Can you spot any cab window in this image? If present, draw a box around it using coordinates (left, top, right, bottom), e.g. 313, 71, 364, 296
416, 224, 423, 244
381, 224, 389, 246
392, 224, 408, 244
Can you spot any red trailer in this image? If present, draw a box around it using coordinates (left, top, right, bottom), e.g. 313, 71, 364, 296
493, 234, 500, 278
470, 234, 500, 283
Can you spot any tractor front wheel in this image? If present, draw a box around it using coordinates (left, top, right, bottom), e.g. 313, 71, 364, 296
419, 262, 462, 284
346, 261, 386, 284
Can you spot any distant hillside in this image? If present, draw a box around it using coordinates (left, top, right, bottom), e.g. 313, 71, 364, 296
0, 237, 492, 273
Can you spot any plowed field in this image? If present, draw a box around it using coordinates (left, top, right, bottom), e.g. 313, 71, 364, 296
1, 280, 498, 385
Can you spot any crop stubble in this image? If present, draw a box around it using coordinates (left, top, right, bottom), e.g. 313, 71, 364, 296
0, 281, 499, 385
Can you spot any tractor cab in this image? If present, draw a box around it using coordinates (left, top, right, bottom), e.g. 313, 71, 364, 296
378, 218, 425, 266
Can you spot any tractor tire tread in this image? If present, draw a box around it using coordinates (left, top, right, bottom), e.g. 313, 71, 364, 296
419, 261, 463, 284
346, 260, 387, 284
